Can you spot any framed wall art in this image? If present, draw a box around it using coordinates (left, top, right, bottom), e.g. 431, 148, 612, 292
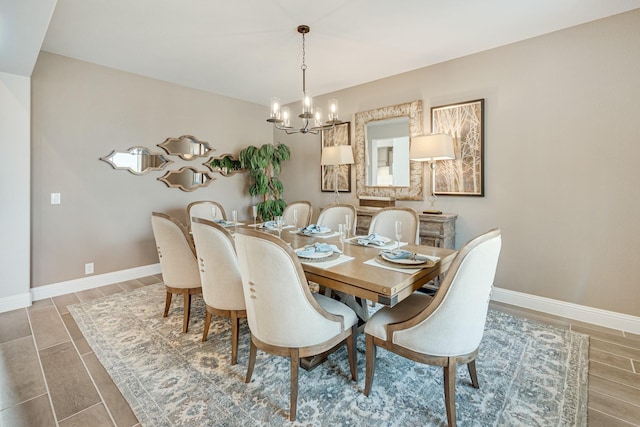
321, 122, 352, 193
431, 99, 484, 196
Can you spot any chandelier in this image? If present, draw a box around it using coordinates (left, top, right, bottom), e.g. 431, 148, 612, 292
267, 25, 342, 135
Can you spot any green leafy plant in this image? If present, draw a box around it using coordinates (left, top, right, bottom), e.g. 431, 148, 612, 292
239, 143, 291, 221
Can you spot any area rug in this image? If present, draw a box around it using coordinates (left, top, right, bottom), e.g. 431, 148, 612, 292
69, 283, 588, 426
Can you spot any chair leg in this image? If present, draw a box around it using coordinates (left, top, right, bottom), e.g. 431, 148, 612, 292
443, 359, 457, 427
163, 291, 172, 317
202, 311, 212, 342
230, 311, 239, 365
346, 324, 358, 381
245, 337, 257, 383
364, 334, 377, 396
467, 359, 479, 388
182, 292, 192, 333
289, 348, 300, 422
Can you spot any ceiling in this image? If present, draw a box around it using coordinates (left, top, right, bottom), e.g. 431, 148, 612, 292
3, 0, 640, 106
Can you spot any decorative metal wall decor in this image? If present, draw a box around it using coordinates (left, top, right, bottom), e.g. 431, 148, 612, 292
100, 146, 172, 175
204, 154, 245, 176
158, 167, 215, 192
158, 135, 213, 160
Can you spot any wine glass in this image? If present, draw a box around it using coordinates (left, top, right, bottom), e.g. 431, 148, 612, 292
231, 209, 238, 234
275, 215, 284, 238
252, 205, 258, 227
338, 223, 346, 253
394, 220, 403, 252
292, 209, 298, 228
345, 214, 352, 238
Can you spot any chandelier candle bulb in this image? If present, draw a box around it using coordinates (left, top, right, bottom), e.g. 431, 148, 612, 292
328, 99, 339, 121
282, 107, 291, 127
302, 91, 313, 117
314, 108, 323, 127
270, 97, 281, 120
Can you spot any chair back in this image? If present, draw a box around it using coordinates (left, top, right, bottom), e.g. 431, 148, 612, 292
151, 212, 201, 289
317, 203, 357, 231
283, 201, 313, 228
368, 207, 420, 244
191, 218, 245, 311
187, 201, 227, 228
234, 229, 343, 347
393, 229, 502, 356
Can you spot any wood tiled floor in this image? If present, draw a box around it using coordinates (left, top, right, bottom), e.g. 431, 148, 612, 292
0, 278, 638, 426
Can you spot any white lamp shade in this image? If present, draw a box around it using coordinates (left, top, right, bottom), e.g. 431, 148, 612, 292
321, 145, 354, 166
410, 134, 455, 161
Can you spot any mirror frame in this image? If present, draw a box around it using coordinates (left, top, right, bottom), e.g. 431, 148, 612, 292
100, 146, 172, 175
355, 100, 424, 200
157, 167, 215, 192
158, 135, 214, 160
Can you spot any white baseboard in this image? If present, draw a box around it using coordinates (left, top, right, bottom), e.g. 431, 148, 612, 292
0, 292, 32, 313
31, 263, 161, 301
492, 287, 640, 335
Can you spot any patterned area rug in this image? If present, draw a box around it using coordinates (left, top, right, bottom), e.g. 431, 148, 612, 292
69, 283, 588, 426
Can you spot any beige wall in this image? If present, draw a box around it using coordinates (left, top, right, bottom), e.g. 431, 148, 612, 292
30, 11, 640, 318
279, 10, 640, 317
31, 52, 271, 286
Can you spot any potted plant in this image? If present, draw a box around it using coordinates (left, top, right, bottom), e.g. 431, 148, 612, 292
239, 143, 291, 221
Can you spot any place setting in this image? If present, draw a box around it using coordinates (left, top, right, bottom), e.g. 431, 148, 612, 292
213, 210, 245, 227
345, 233, 408, 250
294, 242, 354, 268
292, 224, 339, 238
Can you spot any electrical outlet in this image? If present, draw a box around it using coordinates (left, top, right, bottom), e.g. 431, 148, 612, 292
51, 193, 61, 205
85, 262, 94, 275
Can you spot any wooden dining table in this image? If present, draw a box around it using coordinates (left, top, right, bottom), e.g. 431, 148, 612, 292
241, 223, 457, 308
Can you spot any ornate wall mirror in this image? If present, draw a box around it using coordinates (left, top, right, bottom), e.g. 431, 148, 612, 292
204, 153, 245, 176
158, 167, 215, 191
158, 135, 213, 160
100, 146, 172, 175
355, 100, 423, 200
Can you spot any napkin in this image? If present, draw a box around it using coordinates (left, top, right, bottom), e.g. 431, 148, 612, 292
380, 249, 428, 261
263, 221, 277, 229
297, 243, 342, 257
357, 233, 387, 246
213, 219, 234, 227
298, 224, 331, 235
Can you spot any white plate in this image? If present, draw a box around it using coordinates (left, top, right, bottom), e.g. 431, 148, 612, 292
297, 250, 334, 259
380, 252, 431, 265
348, 236, 391, 246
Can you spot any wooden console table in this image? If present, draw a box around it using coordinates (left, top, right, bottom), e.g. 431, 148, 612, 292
355, 208, 457, 249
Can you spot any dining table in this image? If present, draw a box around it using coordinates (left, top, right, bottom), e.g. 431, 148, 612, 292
239, 221, 456, 310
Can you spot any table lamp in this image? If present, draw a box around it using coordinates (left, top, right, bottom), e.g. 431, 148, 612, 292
321, 145, 354, 203
410, 134, 455, 214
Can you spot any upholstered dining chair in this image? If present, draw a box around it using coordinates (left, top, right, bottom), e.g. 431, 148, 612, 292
186, 200, 227, 229
282, 200, 313, 228
191, 217, 247, 365
151, 212, 202, 333
234, 228, 358, 421
316, 203, 357, 232
368, 206, 420, 244
363, 228, 502, 427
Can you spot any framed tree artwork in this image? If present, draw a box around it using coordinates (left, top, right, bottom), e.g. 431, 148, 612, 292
431, 99, 484, 196
321, 122, 352, 193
